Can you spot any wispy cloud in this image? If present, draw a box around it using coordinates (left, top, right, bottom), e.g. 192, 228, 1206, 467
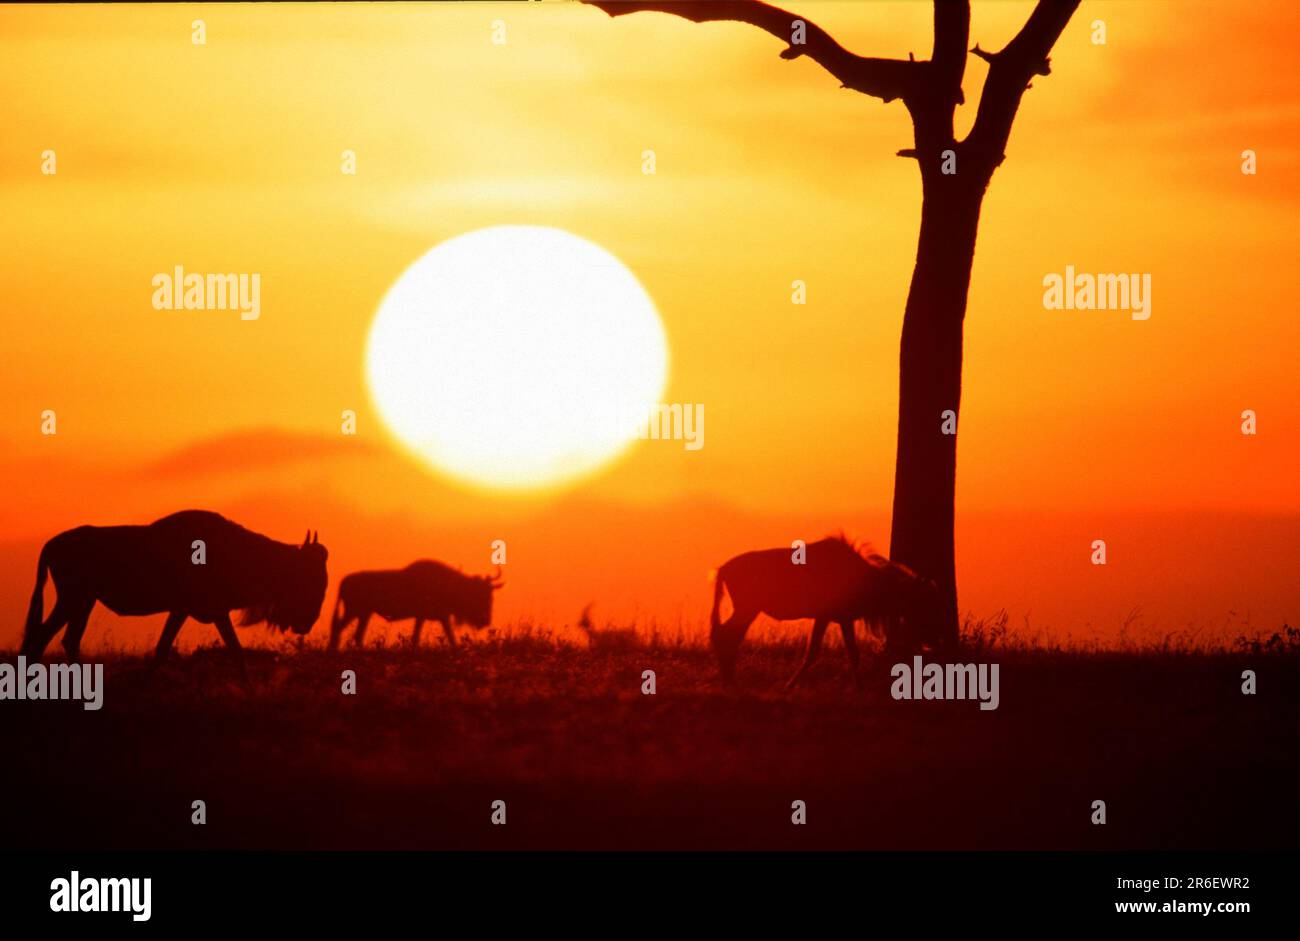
146, 427, 381, 480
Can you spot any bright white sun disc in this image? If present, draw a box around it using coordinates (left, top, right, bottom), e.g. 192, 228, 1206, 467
366, 226, 669, 490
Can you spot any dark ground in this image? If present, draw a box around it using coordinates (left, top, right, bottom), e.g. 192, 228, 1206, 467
3, 634, 1297, 850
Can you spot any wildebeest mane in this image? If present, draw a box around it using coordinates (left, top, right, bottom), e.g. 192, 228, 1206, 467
822, 531, 929, 577
404, 558, 463, 578
826, 531, 876, 560
163, 513, 321, 632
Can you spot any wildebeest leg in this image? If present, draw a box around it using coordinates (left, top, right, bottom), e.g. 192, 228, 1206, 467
412, 619, 424, 648
353, 612, 372, 648
713, 609, 757, 684
328, 611, 351, 652
786, 618, 830, 689
440, 619, 457, 648
22, 597, 75, 658
839, 619, 863, 689
213, 612, 248, 679
60, 599, 96, 662
154, 611, 187, 663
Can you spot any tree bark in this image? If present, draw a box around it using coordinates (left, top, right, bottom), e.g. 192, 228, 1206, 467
889, 165, 988, 648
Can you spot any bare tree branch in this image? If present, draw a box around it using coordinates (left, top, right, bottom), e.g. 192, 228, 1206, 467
963, 0, 1080, 169
900, 0, 970, 164
930, 0, 970, 106
586, 1, 919, 102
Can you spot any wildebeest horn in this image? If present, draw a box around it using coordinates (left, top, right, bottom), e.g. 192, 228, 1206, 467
301, 529, 311, 548
490, 565, 505, 588
311, 530, 318, 545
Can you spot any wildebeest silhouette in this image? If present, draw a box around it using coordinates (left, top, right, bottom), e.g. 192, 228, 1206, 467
21, 510, 329, 666
328, 560, 505, 650
709, 536, 940, 687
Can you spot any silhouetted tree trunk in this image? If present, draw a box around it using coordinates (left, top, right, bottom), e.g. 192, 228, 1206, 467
589, 1, 1080, 647
891, 171, 984, 645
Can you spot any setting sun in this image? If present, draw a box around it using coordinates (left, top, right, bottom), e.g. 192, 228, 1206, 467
365, 225, 669, 491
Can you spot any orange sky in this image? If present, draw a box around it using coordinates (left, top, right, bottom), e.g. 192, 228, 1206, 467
2, 1, 1297, 649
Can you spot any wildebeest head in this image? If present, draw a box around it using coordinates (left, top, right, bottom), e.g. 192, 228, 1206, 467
902, 574, 942, 646
461, 566, 506, 628
867, 556, 942, 649
241, 530, 329, 634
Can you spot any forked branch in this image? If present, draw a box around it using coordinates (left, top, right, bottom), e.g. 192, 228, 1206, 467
964, 0, 1081, 168
586, 0, 1080, 174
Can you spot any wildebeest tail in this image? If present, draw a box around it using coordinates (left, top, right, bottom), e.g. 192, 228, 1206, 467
329, 578, 350, 636
709, 568, 726, 633
23, 542, 52, 644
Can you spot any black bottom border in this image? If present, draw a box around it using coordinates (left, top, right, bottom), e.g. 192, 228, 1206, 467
0, 850, 1291, 927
